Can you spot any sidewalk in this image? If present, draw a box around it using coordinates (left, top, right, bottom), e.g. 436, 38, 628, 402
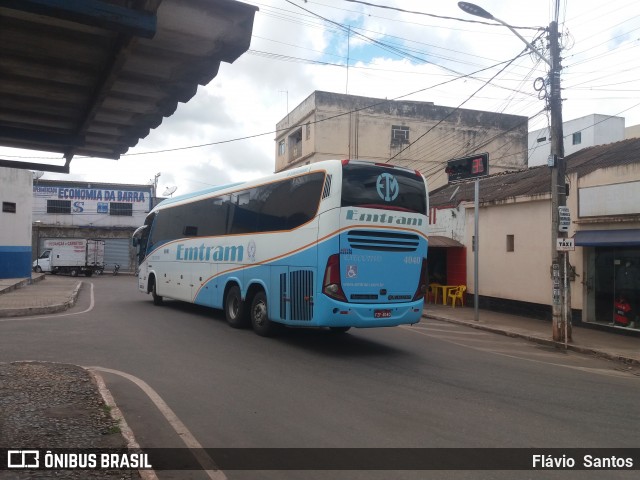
424, 302, 640, 366
0, 273, 82, 317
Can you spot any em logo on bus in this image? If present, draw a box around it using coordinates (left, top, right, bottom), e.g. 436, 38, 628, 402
376, 173, 399, 202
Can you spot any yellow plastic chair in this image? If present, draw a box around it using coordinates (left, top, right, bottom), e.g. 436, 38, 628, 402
448, 285, 466, 308
428, 283, 441, 304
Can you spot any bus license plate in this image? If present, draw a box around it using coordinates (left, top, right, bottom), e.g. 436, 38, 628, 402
374, 309, 392, 318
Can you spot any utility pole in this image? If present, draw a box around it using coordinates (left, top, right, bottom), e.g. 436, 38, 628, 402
458, 2, 572, 342
548, 21, 571, 342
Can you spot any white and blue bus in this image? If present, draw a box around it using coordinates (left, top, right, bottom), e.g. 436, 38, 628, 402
133, 160, 429, 336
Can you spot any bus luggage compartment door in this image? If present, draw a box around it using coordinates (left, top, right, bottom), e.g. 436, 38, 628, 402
273, 267, 315, 322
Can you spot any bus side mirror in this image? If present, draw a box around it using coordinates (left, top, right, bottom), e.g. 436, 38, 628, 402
132, 238, 139, 247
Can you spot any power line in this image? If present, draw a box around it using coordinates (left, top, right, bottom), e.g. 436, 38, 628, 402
388, 49, 528, 162
342, 0, 543, 30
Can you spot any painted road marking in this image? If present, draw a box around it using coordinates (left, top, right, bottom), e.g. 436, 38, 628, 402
89, 366, 227, 480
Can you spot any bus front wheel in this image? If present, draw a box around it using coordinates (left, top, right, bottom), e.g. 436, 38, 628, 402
250, 291, 278, 337
151, 278, 163, 305
225, 285, 249, 328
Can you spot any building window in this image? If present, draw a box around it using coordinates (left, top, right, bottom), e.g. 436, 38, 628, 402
506, 234, 515, 252
47, 199, 71, 214
110, 202, 132, 216
288, 128, 303, 162
2, 202, 16, 213
306, 122, 311, 140
278, 140, 285, 156
572, 132, 582, 145
391, 125, 409, 145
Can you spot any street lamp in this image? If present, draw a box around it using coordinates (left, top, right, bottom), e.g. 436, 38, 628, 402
458, 2, 570, 342
458, 2, 551, 67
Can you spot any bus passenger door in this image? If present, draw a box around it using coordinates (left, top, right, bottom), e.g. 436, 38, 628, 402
166, 261, 192, 301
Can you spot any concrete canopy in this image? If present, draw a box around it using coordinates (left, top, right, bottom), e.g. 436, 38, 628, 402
0, 0, 257, 172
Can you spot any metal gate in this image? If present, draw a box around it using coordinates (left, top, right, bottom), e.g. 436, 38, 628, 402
103, 238, 132, 272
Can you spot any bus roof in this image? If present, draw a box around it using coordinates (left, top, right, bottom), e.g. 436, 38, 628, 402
155, 182, 245, 209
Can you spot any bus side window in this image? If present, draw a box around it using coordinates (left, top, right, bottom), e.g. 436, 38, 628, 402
286, 173, 324, 228
229, 191, 258, 234
204, 196, 229, 236
183, 226, 198, 236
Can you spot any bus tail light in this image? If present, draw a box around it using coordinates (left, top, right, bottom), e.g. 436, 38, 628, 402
323, 254, 347, 302
413, 258, 428, 301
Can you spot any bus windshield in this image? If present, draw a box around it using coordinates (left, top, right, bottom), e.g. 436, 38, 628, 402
341, 162, 427, 214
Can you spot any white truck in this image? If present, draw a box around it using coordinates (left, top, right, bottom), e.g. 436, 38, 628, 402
33, 239, 105, 277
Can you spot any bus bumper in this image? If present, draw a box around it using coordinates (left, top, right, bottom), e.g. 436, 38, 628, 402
311, 296, 424, 328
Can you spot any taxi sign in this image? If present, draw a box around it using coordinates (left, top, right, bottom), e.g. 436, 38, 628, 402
557, 238, 575, 251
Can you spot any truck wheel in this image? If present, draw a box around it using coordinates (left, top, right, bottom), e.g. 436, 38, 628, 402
225, 285, 249, 328
70, 268, 79, 277
34, 266, 42, 273
151, 278, 163, 306
251, 291, 279, 337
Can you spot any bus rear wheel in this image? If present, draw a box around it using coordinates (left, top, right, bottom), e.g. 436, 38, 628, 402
225, 285, 249, 328
251, 291, 278, 337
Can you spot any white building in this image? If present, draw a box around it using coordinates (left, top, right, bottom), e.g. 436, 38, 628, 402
429, 137, 640, 333
528, 114, 625, 167
32, 179, 155, 272
275, 91, 529, 192
0, 168, 33, 278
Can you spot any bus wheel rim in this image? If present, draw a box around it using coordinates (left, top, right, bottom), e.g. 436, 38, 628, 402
253, 301, 267, 326
229, 298, 239, 319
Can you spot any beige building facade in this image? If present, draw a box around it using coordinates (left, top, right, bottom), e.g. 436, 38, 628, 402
275, 91, 529, 191
430, 138, 640, 332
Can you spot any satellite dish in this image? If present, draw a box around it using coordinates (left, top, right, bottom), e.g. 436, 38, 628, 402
162, 186, 177, 197
32, 171, 44, 180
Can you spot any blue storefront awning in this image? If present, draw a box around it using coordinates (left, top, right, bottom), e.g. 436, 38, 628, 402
574, 229, 640, 247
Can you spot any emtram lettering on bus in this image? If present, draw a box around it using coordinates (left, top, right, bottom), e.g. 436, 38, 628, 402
345, 209, 422, 226
176, 243, 244, 262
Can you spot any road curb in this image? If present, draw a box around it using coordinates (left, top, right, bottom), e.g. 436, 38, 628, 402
0, 280, 82, 318
424, 313, 640, 366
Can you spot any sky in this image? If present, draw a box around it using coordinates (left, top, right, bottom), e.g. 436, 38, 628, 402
5, 0, 640, 196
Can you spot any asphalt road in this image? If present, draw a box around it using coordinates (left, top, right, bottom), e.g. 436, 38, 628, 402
1, 275, 638, 480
